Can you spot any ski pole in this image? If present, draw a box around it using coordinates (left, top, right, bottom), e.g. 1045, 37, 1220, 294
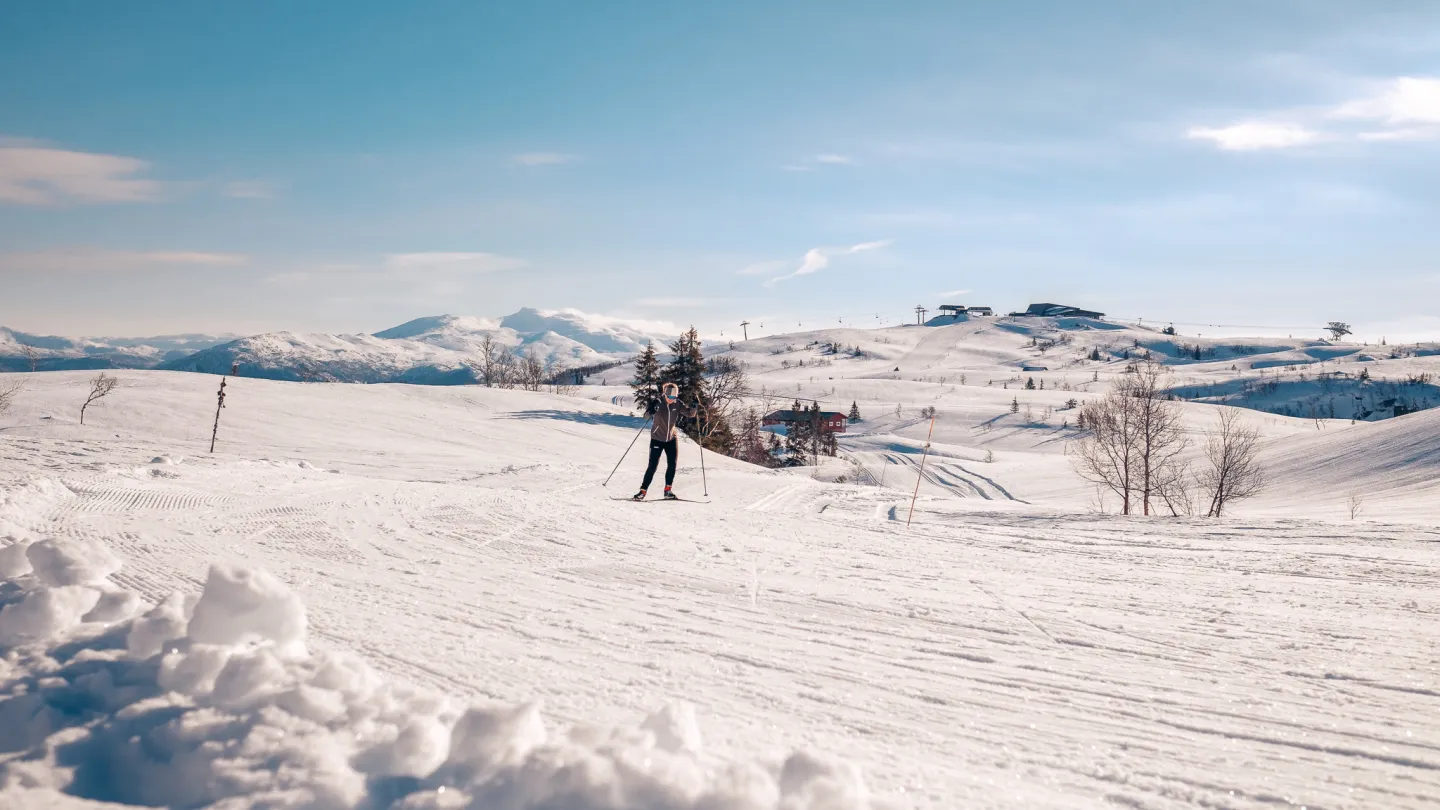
604, 416, 651, 487
906, 414, 936, 527
696, 400, 709, 497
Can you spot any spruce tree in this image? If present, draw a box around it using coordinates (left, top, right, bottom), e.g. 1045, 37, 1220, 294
1010, 397, 1020, 414
1025, 377, 1036, 390
631, 341, 661, 414
660, 328, 706, 407
848, 401, 861, 422
660, 327, 708, 441
784, 399, 811, 466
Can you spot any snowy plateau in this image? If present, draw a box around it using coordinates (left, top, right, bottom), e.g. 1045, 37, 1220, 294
0, 314, 1437, 810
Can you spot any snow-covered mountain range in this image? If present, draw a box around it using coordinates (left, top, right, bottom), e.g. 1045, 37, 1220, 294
1, 309, 674, 384
0, 327, 237, 372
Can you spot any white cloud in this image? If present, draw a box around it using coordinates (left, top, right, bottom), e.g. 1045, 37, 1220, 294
813, 154, 855, 165
1333, 77, 1440, 125
937, 288, 972, 297
512, 152, 579, 166
0, 142, 166, 205
763, 239, 893, 287
224, 179, 277, 199
1189, 77, 1440, 150
382, 252, 525, 273
0, 248, 246, 272
1186, 122, 1320, 151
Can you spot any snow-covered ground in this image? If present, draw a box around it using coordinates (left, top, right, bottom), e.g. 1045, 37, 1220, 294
1, 369, 1437, 809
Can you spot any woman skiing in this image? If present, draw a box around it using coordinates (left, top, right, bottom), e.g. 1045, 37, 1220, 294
635, 382, 698, 500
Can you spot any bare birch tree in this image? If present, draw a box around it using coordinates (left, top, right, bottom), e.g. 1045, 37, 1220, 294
80, 372, 118, 425
0, 378, 23, 414
517, 349, 546, 392
1196, 408, 1266, 517
1117, 362, 1190, 515
476, 334, 501, 387
1073, 361, 1190, 516
1073, 393, 1141, 513
21, 343, 39, 373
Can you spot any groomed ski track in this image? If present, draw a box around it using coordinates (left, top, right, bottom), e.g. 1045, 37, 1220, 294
1, 371, 1437, 809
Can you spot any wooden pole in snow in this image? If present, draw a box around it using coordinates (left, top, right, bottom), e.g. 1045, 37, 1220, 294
906, 415, 936, 527
209, 376, 228, 453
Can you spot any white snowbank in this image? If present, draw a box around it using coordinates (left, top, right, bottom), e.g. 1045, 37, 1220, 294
0, 534, 873, 809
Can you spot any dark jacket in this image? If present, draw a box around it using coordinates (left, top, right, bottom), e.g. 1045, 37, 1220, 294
648, 397, 697, 441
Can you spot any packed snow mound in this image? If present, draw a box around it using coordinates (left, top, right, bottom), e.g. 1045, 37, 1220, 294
0, 532, 872, 810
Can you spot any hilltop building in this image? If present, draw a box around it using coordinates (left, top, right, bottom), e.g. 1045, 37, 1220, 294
1010, 303, 1105, 319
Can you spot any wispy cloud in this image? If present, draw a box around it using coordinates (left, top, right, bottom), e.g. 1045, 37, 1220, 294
265, 271, 311, 288
937, 288, 972, 298
0, 141, 167, 205
224, 179, 277, 199
783, 153, 856, 171
763, 239, 893, 287
1189, 76, 1440, 150
637, 297, 714, 308
1186, 122, 1320, 151
737, 259, 792, 276
382, 252, 525, 273
0, 248, 246, 272
512, 152, 579, 166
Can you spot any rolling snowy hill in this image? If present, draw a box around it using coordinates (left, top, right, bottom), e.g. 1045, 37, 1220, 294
0, 370, 1436, 809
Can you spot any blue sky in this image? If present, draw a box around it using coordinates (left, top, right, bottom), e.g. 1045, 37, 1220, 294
2, 1, 1438, 343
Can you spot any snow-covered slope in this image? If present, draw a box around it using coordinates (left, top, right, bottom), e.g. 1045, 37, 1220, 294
590, 316, 1439, 423
1, 370, 1436, 808
0, 327, 233, 372
159, 309, 674, 384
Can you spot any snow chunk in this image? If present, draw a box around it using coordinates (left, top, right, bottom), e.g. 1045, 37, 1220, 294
0, 585, 102, 645
186, 564, 307, 657
1, 533, 875, 810
26, 537, 121, 587
642, 700, 704, 755
126, 591, 196, 659
0, 539, 32, 579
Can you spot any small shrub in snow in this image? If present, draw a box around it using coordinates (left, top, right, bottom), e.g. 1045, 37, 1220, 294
80, 372, 120, 425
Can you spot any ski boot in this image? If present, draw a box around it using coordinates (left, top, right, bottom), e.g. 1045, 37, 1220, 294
632, 489, 646, 501
663, 487, 678, 500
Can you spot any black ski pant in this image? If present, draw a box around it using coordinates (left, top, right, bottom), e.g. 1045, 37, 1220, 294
640, 438, 678, 490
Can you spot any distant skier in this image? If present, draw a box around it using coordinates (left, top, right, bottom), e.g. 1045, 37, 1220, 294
634, 382, 698, 500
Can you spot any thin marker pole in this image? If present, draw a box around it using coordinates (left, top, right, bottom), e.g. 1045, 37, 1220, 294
696, 400, 709, 496
604, 417, 651, 487
906, 415, 936, 527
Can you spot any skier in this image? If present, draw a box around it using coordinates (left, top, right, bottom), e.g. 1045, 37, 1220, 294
634, 382, 699, 500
